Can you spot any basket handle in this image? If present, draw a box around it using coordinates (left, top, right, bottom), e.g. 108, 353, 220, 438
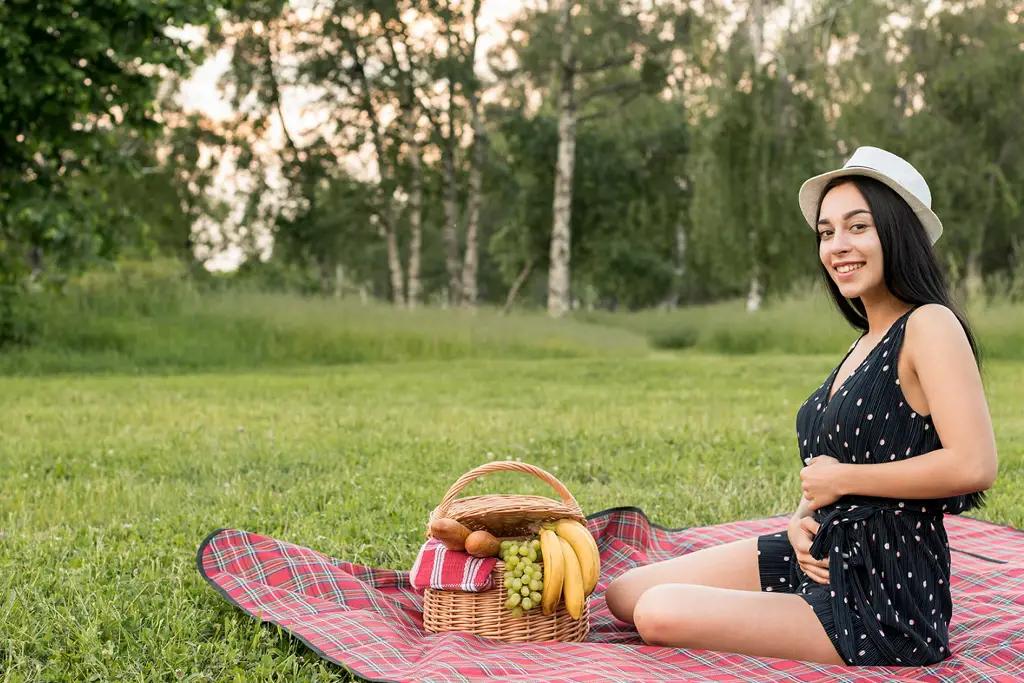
435, 461, 581, 518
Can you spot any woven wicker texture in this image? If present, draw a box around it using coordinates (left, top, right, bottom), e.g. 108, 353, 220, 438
423, 461, 592, 642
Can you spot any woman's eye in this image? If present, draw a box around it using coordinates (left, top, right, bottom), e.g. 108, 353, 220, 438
851, 223, 867, 231
819, 230, 833, 239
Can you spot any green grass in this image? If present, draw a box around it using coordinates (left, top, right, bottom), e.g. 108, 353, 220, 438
583, 289, 1024, 360
0, 288, 649, 375
7, 262, 1024, 376
2, 355, 1023, 681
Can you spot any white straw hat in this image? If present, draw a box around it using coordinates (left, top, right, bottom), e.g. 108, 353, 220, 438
798, 146, 943, 244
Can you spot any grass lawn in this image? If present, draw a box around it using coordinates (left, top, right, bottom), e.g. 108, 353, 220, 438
3, 354, 1022, 681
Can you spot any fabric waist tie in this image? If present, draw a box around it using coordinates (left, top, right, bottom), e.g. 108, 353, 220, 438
807, 500, 944, 664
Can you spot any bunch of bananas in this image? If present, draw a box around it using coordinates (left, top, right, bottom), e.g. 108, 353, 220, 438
498, 519, 600, 620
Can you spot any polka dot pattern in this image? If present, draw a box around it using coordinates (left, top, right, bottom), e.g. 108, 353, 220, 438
766, 305, 986, 666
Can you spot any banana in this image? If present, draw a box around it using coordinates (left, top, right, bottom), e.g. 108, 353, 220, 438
538, 529, 564, 616
552, 519, 600, 596
558, 537, 584, 619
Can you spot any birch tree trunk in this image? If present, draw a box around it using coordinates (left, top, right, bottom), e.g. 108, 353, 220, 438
461, 103, 486, 307
746, 0, 765, 314
547, 0, 576, 318
503, 255, 537, 315
406, 107, 424, 308
460, 0, 485, 308
385, 210, 406, 307
351, 47, 405, 306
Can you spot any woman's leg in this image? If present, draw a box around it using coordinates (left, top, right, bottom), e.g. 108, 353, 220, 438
633, 584, 844, 665
605, 538, 762, 625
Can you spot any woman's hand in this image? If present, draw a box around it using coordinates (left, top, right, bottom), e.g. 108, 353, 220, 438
787, 516, 830, 584
800, 455, 846, 511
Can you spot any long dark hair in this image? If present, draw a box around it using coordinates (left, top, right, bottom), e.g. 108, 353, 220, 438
814, 175, 981, 366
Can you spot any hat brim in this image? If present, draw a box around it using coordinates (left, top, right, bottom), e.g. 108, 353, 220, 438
798, 167, 943, 245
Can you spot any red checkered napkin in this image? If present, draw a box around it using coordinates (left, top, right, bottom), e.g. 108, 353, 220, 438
409, 537, 497, 591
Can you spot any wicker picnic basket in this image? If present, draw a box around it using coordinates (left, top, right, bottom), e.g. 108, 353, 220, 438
421, 460, 592, 643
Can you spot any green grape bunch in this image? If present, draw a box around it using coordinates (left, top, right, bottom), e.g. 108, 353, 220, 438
499, 537, 544, 618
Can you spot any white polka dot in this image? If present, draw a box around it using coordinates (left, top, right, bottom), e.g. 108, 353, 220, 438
883, 365, 889, 371
784, 556, 789, 561
909, 619, 915, 625
880, 439, 885, 445
876, 613, 881, 620
780, 577, 786, 583
890, 454, 896, 461
897, 583, 901, 589
844, 441, 848, 447
857, 398, 862, 406
856, 428, 860, 435
867, 414, 873, 420
766, 586, 773, 591
859, 650, 865, 657
896, 379, 900, 385
911, 412, 916, 419
884, 543, 890, 550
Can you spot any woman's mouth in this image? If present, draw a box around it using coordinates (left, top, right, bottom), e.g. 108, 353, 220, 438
835, 262, 865, 279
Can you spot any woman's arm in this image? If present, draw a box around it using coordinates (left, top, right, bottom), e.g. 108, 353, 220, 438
838, 447, 993, 500
802, 305, 998, 507
791, 494, 813, 522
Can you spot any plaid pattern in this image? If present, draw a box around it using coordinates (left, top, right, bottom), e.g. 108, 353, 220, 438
197, 507, 1024, 682
409, 537, 497, 591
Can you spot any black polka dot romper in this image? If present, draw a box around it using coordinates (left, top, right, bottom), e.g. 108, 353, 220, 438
756, 305, 985, 666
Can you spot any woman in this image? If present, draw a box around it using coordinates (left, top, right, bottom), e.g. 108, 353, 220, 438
605, 147, 999, 667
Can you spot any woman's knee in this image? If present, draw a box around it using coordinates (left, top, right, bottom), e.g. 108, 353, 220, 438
605, 570, 644, 624
633, 585, 697, 647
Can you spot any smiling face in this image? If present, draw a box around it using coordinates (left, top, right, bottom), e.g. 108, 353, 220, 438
817, 181, 886, 300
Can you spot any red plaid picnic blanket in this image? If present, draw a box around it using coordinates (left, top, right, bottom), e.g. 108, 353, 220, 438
197, 507, 1024, 682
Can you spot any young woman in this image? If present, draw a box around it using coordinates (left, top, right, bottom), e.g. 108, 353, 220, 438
604, 147, 999, 667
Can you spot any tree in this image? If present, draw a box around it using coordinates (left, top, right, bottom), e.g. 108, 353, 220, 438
499, 0, 694, 316
0, 0, 227, 285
